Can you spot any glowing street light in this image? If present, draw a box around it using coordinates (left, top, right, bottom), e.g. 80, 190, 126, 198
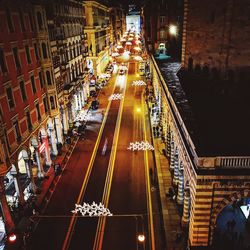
137, 234, 145, 243
7, 233, 17, 243
169, 24, 177, 36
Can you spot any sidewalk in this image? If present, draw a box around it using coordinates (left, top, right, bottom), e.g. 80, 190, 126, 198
36, 136, 79, 209
146, 100, 186, 250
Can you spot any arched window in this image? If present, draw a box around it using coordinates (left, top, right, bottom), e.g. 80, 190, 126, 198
50, 96, 55, 109
37, 11, 43, 30
42, 43, 47, 59
46, 70, 52, 85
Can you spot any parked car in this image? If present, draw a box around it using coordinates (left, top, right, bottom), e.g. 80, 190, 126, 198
91, 100, 99, 110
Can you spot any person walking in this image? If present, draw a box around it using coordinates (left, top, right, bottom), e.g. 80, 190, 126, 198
102, 138, 108, 155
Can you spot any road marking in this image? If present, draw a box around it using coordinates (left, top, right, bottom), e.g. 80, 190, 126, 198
141, 92, 156, 250
93, 70, 128, 250
62, 75, 120, 250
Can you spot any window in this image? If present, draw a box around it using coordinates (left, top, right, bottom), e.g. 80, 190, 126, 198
39, 71, 44, 88
6, 8, 14, 33
6, 87, 15, 109
34, 43, 39, 61
46, 71, 52, 85
41, 43, 47, 59
0, 49, 7, 73
13, 121, 21, 141
160, 30, 165, 39
43, 97, 48, 114
35, 103, 41, 121
20, 81, 27, 101
13, 47, 21, 69
19, 11, 25, 31
30, 75, 36, 93
50, 96, 55, 109
29, 13, 34, 31
26, 111, 32, 130
25, 45, 31, 64
37, 11, 43, 30
160, 16, 165, 25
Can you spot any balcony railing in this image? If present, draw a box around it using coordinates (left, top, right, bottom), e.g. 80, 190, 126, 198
196, 156, 250, 168
219, 157, 250, 168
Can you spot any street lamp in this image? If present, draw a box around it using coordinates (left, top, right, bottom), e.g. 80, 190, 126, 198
169, 24, 177, 36
137, 234, 145, 243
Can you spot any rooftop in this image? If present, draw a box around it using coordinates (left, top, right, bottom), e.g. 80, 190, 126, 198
157, 60, 250, 157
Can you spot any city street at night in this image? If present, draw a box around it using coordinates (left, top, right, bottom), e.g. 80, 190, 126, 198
1, 1, 250, 250
28, 62, 156, 250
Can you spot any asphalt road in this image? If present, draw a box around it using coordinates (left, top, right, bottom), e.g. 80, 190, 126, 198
29, 61, 155, 250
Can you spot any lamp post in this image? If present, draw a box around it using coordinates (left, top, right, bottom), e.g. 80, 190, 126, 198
169, 24, 178, 36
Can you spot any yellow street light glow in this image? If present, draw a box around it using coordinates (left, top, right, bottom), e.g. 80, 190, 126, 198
137, 234, 145, 242
136, 107, 141, 113
169, 25, 177, 36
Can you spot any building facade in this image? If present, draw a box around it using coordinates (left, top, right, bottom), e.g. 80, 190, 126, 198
146, 0, 250, 248
143, 0, 183, 58
182, 0, 250, 78
0, 0, 61, 232
46, 0, 89, 134
83, 0, 111, 75
110, 5, 126, 45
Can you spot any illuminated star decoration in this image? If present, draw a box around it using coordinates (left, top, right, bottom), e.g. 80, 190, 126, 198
75, 110, 92, 123
127, 141, 154, 151
108, 93, 123, 101
71, 202, 113, 217
131, 80, 146, 86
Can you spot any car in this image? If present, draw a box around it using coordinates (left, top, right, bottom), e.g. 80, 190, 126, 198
91, 100, 99, 110
119, 69, 125, 75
